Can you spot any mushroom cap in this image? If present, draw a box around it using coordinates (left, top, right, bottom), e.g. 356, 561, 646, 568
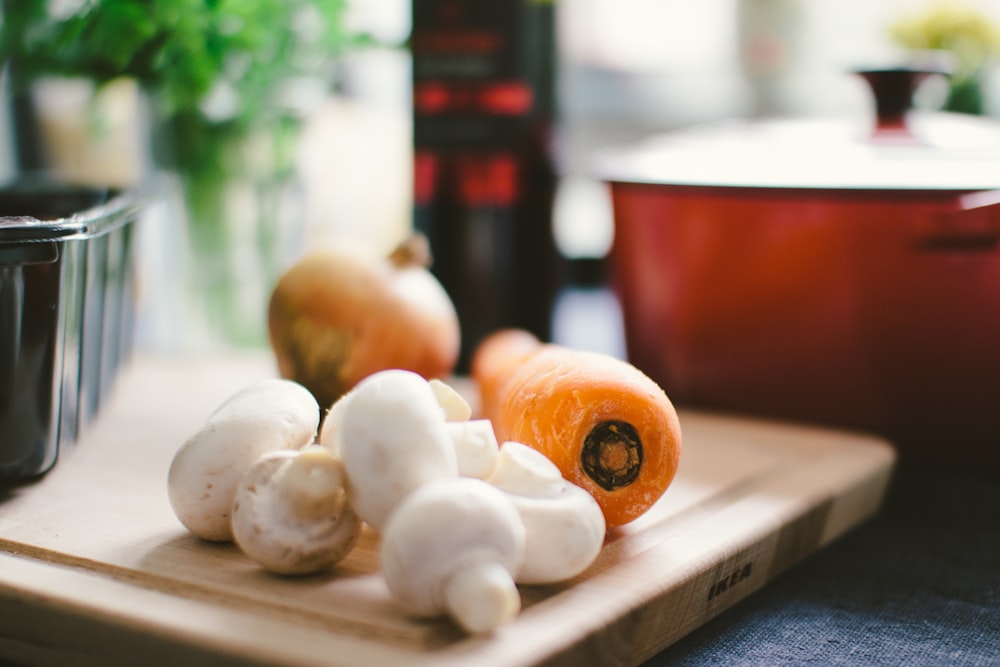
380, 477, 525, 620
488, 442, 607, 585
232, 447, 361, 575
505, 484, 605, 584
337, 369, 457, 530
167, 378, 320, 541
317, 389, 353, 457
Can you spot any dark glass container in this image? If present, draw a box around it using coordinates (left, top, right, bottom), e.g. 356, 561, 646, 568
412, 0, 563, 370
0, 177, 142, 483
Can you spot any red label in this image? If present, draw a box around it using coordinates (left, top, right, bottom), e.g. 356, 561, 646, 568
414, 82, 533, 116
413, 151, 439, 205
413, 83, 452, 115
457, 154, 519, 206
479, 83, 533, 115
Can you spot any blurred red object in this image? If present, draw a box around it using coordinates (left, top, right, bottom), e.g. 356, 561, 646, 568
600, 69, 1000, 469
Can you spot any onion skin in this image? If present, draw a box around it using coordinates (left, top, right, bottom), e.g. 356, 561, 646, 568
268, 235, 461, 410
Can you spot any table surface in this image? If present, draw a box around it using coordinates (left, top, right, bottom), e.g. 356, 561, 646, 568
642, 467, 1000, 666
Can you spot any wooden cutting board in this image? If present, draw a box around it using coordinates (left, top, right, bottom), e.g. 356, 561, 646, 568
0, 354, 895, 667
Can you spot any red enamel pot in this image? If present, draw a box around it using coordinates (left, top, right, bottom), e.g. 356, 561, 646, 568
599, 69, 1000, 469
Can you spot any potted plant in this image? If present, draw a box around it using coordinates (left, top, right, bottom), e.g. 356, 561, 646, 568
891, 0, 1000, 115
1, 0, 365, 347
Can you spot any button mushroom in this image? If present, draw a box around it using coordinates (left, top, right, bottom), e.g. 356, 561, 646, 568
430, 378, 499, 478
323, 374, 496, 482
429, 378, 472, 421
487, 441, 607, 585
447, 419, 501, 479
317, 388, 352, 458
231, 446, 361, 575
317, 375, 469, 458
334, 369, 458, 531
379, 477, 526, 634
167, 378, 320, 542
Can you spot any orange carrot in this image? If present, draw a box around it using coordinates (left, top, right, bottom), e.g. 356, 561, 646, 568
472, 329, 682, 527
471, 328, 543, 427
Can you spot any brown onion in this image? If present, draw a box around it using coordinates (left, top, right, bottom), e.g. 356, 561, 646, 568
268, 234, 460, 410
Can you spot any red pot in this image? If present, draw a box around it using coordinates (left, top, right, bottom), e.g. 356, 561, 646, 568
600, 70, 1000, 469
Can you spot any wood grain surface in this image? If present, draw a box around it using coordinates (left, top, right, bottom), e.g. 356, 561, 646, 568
0, 354, 896, 667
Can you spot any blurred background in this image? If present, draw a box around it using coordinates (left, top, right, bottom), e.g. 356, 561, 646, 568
296, 0, 1000, 260
2, 0, 999, 355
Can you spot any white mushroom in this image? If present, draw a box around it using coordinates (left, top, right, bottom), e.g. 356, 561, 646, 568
336, 369, 457, 531
317, 389, 352, 458
231, 446, 361, 575
487, 441, 607, 585
167, 378, 320, 541
446, 419, 500, 479
429, 378, 472, 421
380, 477, 526, 634
427, 378, 498, 478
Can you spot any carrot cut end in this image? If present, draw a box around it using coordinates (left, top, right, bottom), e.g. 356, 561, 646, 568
581, 420, 643, 491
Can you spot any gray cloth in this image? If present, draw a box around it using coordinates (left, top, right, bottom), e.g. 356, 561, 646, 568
646, 470, 1000, 666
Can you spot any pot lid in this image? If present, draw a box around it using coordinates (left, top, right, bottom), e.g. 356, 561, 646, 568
598, 68, 1000, 192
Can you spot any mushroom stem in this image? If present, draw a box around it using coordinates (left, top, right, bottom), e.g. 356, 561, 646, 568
447, 420, 500, 479
430, 379, 472, 421
488, 439, 564, 498
232, 448, 362, 575
443, 561, 521, 635
379, 477, 525, 633
279, 446, 348, 520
